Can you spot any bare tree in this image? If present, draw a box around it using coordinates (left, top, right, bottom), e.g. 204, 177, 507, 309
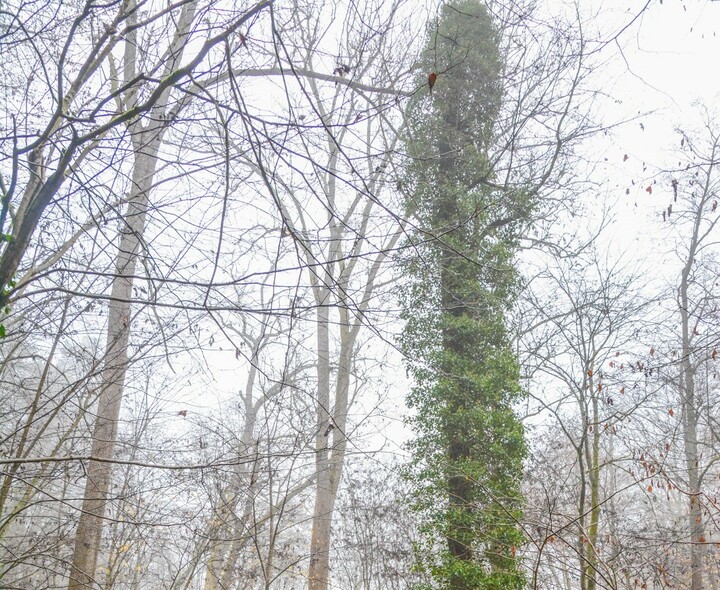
664, 115, 720, 590
520, 249, 654, 590
0, 0, 273, 310
209, 2, 417, 588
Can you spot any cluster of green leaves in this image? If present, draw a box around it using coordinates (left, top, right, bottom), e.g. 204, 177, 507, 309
401, 2, 528, 588
1, 197, 13, 336
0, 278, 14, 338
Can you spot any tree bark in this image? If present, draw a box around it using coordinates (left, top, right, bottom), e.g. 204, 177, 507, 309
307, 209, 361, 590
679, 221, 703, 590
308, 291, 334, 590
585, 374, 601, 590
67, 131, 162, 590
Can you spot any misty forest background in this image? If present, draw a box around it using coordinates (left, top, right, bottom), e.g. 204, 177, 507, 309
1, 0, 720, 589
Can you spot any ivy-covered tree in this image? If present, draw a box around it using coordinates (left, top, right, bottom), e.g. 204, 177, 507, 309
401, 2, 529, 589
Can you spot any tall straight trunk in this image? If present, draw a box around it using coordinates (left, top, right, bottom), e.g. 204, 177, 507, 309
308, 291, 333, 590
585, 382, 600, 590
302, 87, 400, 587
67, 132, 162, 590
577, 426, 588, 590
307, 269, 356, 590
67, 2, 197, 584
679, 250, 703, 590
307, 135, 343, 590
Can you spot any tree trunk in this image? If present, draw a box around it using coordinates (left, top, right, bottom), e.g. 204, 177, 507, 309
66, 1, 199, 582
585, 378, 601, 590
308, 280, 355, 590
67, 132, 161, 590
680, 254, 703, 590
308, 292, 334, 590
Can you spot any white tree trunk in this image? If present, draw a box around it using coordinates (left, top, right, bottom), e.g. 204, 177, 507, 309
67, 131, 162, 590
679, 218, 703, 590
67, 1, 199, 583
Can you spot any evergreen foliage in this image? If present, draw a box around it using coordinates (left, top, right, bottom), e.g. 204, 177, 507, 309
401, 2, 529, 588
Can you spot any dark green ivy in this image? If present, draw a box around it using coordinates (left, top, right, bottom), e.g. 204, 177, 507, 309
401, 2, 529, 589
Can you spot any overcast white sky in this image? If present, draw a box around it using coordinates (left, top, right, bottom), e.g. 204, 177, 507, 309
562, 0, 720, 270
